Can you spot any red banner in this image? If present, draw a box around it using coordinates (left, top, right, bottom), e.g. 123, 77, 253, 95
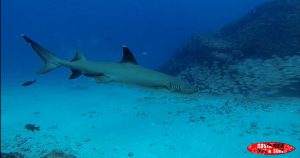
248, 142, 295, 155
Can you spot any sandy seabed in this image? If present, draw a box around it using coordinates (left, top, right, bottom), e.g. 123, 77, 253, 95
1, 79, 300, 158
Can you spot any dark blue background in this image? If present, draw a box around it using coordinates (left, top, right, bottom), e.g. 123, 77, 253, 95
1, 0, 267, 79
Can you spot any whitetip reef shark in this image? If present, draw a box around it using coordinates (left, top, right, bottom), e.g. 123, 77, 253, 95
22, 35, 197, 94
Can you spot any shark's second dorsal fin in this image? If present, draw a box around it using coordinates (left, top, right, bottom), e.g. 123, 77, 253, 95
71, 51, 86, 62
120, 46, 138, 64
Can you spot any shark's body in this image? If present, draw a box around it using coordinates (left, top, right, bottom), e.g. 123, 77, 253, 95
22, 35, 197, 94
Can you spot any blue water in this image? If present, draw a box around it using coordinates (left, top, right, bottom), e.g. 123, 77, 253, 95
1, 0, 300, 158
2, 0, 265, 73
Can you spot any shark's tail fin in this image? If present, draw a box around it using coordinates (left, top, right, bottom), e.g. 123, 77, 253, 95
22, 34, 64, 74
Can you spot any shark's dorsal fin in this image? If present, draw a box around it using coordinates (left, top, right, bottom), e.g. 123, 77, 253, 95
71, 51, 86, 62
120, 46, 138, 64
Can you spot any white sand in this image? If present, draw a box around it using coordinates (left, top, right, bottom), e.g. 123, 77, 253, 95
1, 79, 300, 158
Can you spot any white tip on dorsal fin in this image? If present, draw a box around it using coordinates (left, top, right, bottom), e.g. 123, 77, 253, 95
120, 46, 138, 64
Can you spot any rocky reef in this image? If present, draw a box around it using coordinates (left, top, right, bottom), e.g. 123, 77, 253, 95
1, 152, 24, 158
161, 0, 300, 96
42, 150, 76, 158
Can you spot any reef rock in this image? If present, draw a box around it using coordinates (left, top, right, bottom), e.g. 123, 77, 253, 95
42, 150, 76, 158
161, 0, 300, 96
1, 152, 24, 158
221, 0, 300, 58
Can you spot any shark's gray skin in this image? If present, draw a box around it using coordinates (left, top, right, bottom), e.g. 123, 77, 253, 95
22, 35, 197, 94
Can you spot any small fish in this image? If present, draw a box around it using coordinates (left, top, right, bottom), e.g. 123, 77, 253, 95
22, 79, 36, 87
24, 124, 40, 132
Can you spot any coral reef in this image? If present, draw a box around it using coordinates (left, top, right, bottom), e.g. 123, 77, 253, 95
221, 0, 300, 58
178, 55, 300, 96
161, 0, 300, 96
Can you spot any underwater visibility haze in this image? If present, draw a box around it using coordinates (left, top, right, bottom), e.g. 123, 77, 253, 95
1, 0, 300, 157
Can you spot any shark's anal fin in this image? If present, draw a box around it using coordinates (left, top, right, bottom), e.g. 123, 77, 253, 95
95, 76, 112, 83
69, 69, 81, 79
120, 46, 138, 64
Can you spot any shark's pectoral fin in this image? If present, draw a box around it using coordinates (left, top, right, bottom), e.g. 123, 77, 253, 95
69, 69, 82, 79
95, 76, 113, 83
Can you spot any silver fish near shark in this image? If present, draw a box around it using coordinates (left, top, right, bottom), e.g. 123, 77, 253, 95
22, 35, 197, 94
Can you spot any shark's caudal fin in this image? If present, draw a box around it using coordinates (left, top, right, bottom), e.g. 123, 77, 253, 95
22, 34, 63, 74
